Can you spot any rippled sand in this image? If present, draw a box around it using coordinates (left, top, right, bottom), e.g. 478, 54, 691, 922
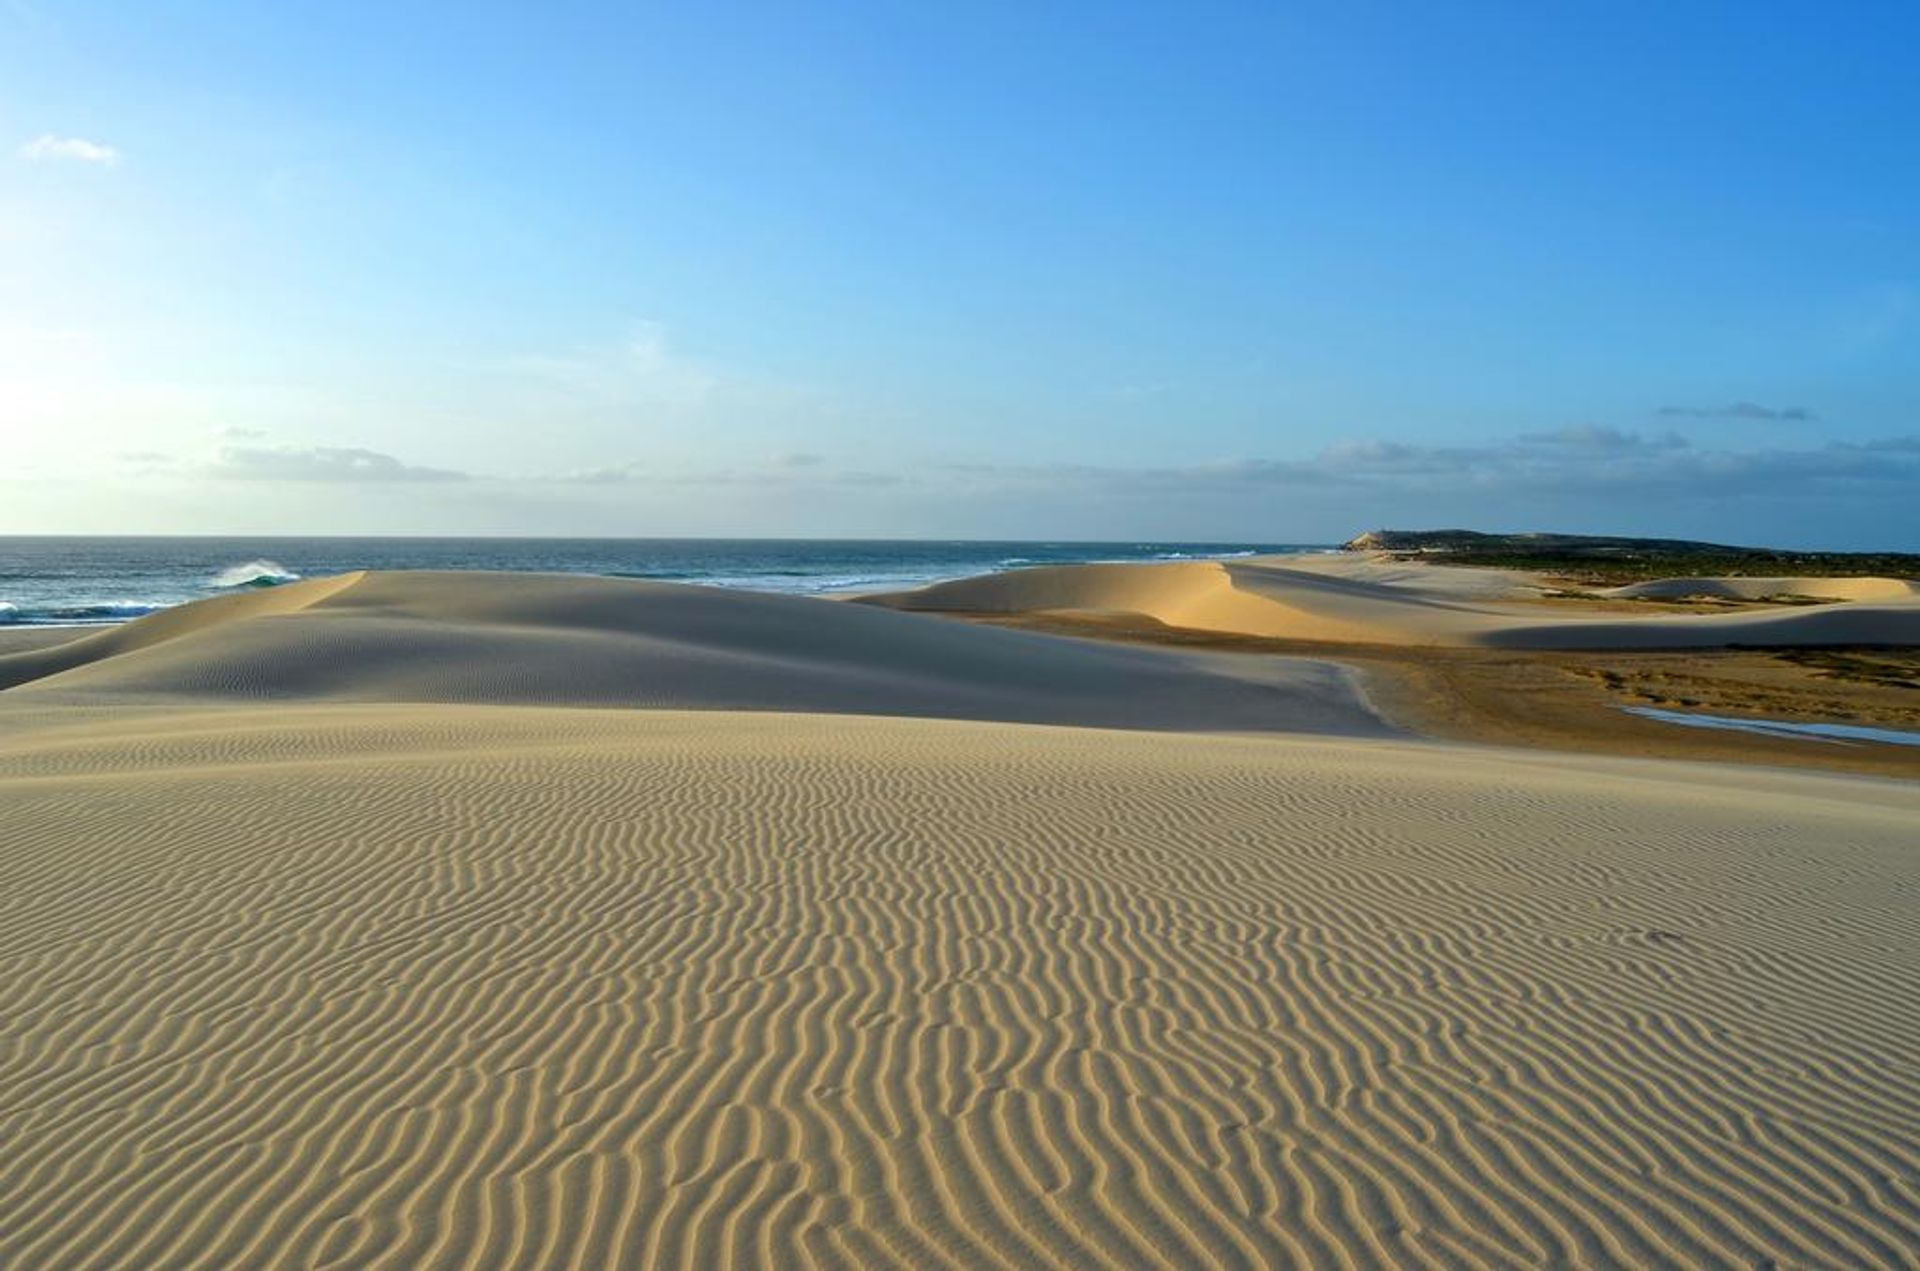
1, 572, 1915, 1268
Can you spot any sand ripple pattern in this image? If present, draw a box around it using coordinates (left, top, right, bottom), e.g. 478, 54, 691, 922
0, 706, 1916, 1269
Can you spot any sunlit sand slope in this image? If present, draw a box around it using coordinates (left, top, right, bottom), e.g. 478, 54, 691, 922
869, 555, 1920, 648
0, 705, 1915, 1269
0, 571, 1383, 735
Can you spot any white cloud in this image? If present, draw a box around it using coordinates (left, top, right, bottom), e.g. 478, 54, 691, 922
534, 451, 907, 491
551, 461, 646, 485
115, 450, 178, 474
207, 445, 469, 483
17, 134, 120, 165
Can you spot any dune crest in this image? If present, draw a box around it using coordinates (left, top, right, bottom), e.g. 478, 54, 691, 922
861, 560, 1401, 643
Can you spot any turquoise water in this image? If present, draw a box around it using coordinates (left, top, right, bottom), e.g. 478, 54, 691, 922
1624, 706, 1920, 748
0, 537, 1326, 627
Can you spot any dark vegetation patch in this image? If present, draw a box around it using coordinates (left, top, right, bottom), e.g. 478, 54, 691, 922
1346, 529, 1920, 585
1773, 648, 1920, 690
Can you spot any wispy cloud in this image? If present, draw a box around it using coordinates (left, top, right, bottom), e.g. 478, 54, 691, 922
1656, 402, 1817, 422
935, 428, 1920, 499
115, 450, 179, 475
208, 445, 470, 483
549, 461, 647, 485
17, 134, 120, 165
543, 454, 896, 488
505, 321, 718, 408
99, 426, 1920, 539
1518, 423, 1687, 450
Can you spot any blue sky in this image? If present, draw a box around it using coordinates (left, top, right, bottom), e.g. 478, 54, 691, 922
3, 1, 1916, 545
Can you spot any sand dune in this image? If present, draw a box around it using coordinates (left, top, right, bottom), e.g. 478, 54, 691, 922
0, 570, 1385, 736
868, 555, 1920, 649
862, 559, 1497, 645
3, 567, 1917, 1268
0, 571, 370, 687
1603, 575, 1920, 602
0, 704, 1914, 1269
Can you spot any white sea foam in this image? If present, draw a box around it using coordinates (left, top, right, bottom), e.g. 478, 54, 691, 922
0, 600, 169, 626
212, 560, 302, 589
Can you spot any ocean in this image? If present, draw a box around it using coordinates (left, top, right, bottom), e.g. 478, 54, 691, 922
0, 537, 1327, 627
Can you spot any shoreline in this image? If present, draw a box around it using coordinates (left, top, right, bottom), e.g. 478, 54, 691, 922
0, 541, 1334, 629
8, 555, 1917, 777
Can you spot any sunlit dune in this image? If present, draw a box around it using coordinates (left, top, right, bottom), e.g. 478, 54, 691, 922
865, 553, 1920, 649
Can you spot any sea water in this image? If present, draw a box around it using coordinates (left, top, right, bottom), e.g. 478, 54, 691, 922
0, 537, 1325, 627
1623, 705, 1920, 748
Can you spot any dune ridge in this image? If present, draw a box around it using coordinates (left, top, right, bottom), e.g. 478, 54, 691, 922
0, 571, 367, 691
0, 705, 1916, 1269
867, 555, 1920, 649
0, 570, 1385, 736
1602, 575, 1920, 602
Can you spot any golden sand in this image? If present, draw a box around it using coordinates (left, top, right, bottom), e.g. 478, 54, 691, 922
865, 552, 1920, 649
1, 569, 1916, 1268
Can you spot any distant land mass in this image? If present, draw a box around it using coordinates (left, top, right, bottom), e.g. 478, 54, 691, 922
1343, 529, 1920, 583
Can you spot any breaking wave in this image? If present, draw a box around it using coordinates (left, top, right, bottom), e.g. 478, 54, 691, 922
0, 600, 170, 626
212, 560, 301, 589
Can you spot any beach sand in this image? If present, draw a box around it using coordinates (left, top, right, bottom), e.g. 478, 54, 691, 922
1, 568, 1917, 1268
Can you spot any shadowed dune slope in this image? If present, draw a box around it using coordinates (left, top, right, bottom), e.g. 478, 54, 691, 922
0, 570, 1385, 735
867, 556, 1920, 648
0, 705, 1915, 1269
0, 572, 369, 688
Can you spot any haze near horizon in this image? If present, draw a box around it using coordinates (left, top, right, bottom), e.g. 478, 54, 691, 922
3, 2, 1916, 547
